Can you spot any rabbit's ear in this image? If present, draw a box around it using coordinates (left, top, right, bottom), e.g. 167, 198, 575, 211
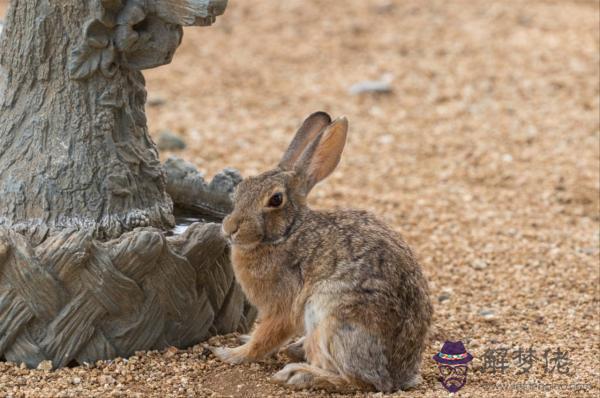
279, 112, 331, 170
296, 116, 348, 194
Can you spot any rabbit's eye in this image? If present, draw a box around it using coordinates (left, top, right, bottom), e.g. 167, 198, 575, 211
268, 192, 283, 207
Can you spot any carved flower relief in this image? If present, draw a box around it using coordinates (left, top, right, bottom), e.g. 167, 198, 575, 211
94, 110, 114, 138
69, 20, 118, 80
120, 17, 183, 71
99, 0, 125, 28
69, 0, 187, 80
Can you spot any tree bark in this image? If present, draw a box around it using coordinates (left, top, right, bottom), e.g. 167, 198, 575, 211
0, 1, 259, 370
0, 0, 226, 240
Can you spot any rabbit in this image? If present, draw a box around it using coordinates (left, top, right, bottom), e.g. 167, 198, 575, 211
211, 112, 433, 393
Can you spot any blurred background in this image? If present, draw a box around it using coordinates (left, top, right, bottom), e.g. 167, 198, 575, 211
143, 1, 600, 392
0, 0, 598, 395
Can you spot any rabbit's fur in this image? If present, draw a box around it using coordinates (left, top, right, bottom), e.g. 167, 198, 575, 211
212, 112, 432, 392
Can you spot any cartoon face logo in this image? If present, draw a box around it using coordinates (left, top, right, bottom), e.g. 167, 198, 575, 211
433, 341, 473, 393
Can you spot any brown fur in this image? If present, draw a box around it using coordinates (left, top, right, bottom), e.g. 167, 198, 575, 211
212, 112, 433, 393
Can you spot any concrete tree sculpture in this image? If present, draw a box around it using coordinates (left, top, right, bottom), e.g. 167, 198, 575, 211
0, 0, 255, 368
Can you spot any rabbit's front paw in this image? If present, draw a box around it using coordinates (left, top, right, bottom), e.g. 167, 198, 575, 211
210, 345, 250, 365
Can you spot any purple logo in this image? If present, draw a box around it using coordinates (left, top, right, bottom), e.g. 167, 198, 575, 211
433, 341, 473, 393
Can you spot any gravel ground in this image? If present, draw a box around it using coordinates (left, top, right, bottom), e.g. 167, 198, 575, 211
0, 0, 599, 397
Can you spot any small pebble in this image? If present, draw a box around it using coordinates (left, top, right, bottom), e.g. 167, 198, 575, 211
471, 259, 488, 270
377, 134, 394, 145
438, 293, 451, 303
36, 361, 52, 371
348, 77, 393, 95
578, 247, 598, 255
157, 131, 187, 151
479, 309, 496, 320
99, 375, 116, 385
147, 96, 166, 107
164, 346, 178, 358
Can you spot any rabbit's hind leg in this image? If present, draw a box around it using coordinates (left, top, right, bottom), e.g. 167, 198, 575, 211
272, 362, 359, 393
273, 319, 361, 391
328, 320, 397, 393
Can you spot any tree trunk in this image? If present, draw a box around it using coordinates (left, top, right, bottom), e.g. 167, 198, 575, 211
0, 0, 257, 369
0, 0, 226, 240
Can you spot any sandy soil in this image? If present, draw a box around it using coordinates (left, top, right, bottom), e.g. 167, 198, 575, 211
0, 0, 599, 397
